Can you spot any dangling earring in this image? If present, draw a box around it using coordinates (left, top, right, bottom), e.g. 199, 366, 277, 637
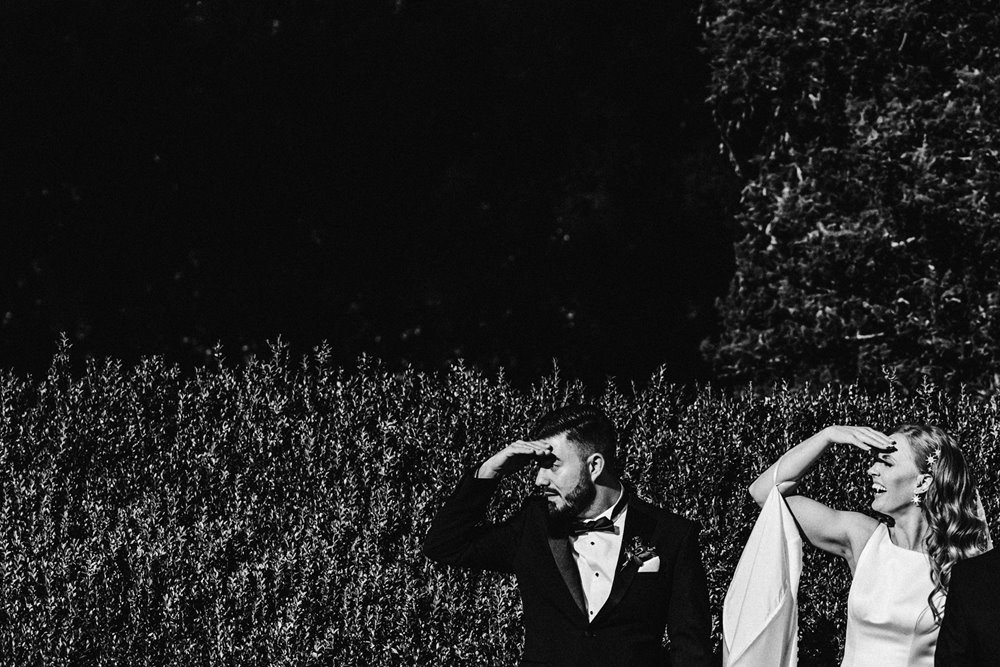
911, 492, 922, 506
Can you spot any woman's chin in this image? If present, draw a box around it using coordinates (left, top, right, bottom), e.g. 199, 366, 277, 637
870, 496, 906, 517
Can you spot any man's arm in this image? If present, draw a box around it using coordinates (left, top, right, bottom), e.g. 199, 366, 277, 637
423, 439, 553, 573
423, 470, 522, 572
666, 521, 714, 666
936, 560, 973, 666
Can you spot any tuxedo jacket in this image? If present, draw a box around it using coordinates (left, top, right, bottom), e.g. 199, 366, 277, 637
423, 472, 714, 667
935, 547, 1000, 666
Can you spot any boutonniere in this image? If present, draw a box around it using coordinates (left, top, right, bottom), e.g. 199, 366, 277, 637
620, 536, 657, 572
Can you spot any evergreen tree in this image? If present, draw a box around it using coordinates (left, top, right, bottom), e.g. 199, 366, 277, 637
701, 0, 1000, 392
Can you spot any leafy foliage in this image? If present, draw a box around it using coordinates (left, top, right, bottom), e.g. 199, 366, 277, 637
3, 345, 1000, 664
700, 0, 1000, 392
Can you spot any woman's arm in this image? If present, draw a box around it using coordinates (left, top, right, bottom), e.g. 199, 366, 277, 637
749, 425, 894, 563
749, 425, 895, 504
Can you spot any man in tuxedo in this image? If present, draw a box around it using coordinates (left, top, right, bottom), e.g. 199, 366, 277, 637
424, 404, 713, 666
935, 547, 1000, 665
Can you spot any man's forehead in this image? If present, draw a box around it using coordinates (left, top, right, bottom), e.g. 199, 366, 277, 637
538, 433, 577, 456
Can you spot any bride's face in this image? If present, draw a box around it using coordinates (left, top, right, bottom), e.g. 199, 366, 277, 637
867, 433, 926, 515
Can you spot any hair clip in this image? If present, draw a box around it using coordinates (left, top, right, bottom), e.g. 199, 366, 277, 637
926, 449, 940, 469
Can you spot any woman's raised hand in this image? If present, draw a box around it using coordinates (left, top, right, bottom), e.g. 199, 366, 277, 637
820, 425, 896, 454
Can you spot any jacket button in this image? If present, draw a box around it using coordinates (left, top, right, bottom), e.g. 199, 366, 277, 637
583, 630, 595, 638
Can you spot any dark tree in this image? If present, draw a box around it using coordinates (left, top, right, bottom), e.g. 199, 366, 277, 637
701, 0, 1000, 392
2, 0, 737, 386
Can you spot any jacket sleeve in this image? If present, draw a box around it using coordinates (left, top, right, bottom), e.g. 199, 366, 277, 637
666, 521, 714, 667
423, 469, 526, 573
935, 560, 973, 667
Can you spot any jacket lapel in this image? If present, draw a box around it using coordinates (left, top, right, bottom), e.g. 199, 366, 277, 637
593, 498, 657, 623
547, 532, 588, 618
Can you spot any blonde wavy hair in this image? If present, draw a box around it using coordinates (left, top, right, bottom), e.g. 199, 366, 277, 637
895, 424, 991, 624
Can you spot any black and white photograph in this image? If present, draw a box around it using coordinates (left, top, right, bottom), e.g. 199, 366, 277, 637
2, 0, 998, 664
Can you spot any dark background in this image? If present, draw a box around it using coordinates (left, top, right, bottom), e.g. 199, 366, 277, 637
2, 0, 739, 387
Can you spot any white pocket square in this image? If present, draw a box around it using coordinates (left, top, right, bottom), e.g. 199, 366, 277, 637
636, 556, 660, 573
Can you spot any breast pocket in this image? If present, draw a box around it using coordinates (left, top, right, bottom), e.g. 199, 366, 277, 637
636, 556, 660, 574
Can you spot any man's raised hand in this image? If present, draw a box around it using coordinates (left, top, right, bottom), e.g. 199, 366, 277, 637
477, 440, 553, 479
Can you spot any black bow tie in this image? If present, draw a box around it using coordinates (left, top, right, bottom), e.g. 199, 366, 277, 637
568, 516, 617, 536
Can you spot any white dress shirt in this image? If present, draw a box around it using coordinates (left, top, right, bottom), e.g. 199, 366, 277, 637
569, 489, 627, 621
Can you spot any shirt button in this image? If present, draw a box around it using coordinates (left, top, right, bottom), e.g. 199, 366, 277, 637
584, 630, 595, 637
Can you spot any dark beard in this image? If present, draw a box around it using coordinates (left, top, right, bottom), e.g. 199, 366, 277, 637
546, 471, 597, 526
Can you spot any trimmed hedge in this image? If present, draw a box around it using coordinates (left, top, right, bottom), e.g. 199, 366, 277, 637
2, 344, 998, 665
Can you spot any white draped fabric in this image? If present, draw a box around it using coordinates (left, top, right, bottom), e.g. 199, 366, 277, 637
723, 485, 802, 667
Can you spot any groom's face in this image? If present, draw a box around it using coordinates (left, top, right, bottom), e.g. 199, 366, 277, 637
534, 433, 596, 520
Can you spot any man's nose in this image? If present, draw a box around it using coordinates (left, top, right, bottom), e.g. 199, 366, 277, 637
867, 463, 878, 476
534, 467, 547, 487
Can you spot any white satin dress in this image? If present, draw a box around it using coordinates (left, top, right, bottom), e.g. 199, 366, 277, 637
841, 523, 938, 666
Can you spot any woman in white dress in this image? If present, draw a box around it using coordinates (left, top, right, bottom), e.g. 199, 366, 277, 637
749, 424, 990, 666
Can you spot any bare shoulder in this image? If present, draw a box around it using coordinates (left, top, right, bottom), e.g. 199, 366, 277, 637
783, 496, 879, 563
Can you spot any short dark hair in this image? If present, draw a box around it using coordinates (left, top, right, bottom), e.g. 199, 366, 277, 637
528, 404, 618, 472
